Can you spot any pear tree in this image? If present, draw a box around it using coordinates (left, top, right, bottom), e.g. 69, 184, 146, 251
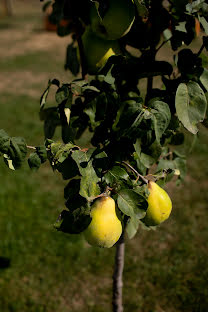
0, 0, 208, 311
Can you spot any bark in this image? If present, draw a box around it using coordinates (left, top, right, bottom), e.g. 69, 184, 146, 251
112, 231, 125, 312
4, 0, 13, 16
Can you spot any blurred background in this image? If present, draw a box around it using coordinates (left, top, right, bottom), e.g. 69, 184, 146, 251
0, 1, 208, 311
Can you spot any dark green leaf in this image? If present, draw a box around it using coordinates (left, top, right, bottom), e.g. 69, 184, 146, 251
54, 209, 91, 234
57, 157, 79, 180
36, 146, 47, 163
126, 216, 140, 239
3, 137, 27, 170
40, 80, 52, 109
42, 1, 52, 12
71, 149, 100, 201
117, 189, 146, 219
200, 68, 208, 91
44, 118, 57, 139
0, 129, 10, 154
203, 36, 208, 51
104, 166, 129, 185
151, 101, 171, 142
64, 179, 80, 200
28, 152, 41, 171
55, 84, 70, 105
133, 139, 146, 175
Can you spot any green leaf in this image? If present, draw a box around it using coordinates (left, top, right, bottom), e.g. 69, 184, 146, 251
55, 84, 70, 105
163, 28, 172, 41
157, 159, 175, 172
40, 80, 52, 109
28, 152, 41, 171
0, 129, 10, 154
104, 166, 129, 185
117, 189, 146, 219
186, 1, 208, 13
42, 1, 52, 12
126, 216, 140, 239
174, 157, 186, 180
175, 82, 207, 134
140, 153, 155, 168
4, 137, 27, 170
151, 101, 171, 142
65, 43, 80, 76
54, 208, 91, 234
112, 102, 125, 132
92, 150, 109, 176
200, 68, 208, 91
198, 15, 208, 35
53, 142, 75, 164
64, 108, 71, 125
56, 157, 79, 180
42, 108, 60, 139
133, 139, 146, 175
64, 179, 80, 200
3, 155, 15, 170
84, 100, 101, 131
36, 146, 47, 163
103, 65, 115, 85
71, 149, 100, 201
203, 36, 208, 51
175, 22, 187, 33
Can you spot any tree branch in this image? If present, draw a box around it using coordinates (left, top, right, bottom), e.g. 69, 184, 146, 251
76, 34, 88, 79
112, 231, 125, 312
27, 145, 36, 150
122, 161, 148, 184
196, 42, 205, 57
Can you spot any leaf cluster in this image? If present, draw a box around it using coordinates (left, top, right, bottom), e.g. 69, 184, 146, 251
2, 0, 206, 238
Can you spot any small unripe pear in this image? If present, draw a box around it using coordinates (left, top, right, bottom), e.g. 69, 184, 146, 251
84, 196, 122, 248
143, 181, 172, 226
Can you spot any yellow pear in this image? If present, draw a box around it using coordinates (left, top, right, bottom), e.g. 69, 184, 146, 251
80, 27, 120, 74
84, 196, 122, 248
143, 181, 172, 226
90, 0, 135, 40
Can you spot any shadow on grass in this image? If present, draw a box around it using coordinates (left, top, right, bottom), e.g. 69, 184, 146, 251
0, 22, 13, 30
0, 257, 10, 269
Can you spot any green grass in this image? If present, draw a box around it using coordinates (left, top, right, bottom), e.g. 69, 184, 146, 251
0, 1, 208, 311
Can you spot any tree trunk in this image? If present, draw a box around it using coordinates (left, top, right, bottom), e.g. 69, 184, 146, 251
112, 231, 125, 312
3, 0, 13, 16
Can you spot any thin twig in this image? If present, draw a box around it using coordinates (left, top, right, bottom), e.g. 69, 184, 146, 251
122, 161, 148, 184
112, 231, 125, 312
27, 145, 36, 150
196, 43, 205, 57
156, 38, 171, 53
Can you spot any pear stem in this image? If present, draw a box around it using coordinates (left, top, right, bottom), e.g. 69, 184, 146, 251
112, 231, 125, 312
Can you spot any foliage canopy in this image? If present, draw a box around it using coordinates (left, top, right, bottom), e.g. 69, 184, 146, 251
1, 0, 208, 239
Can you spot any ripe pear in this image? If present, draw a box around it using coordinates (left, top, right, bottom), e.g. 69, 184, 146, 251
80, 27, 120, 74
84, 196, 122, 248
90, 0, 135, 40
143, 181, 172, 226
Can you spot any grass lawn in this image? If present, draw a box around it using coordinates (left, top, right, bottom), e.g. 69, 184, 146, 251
0, 1, 208, 311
